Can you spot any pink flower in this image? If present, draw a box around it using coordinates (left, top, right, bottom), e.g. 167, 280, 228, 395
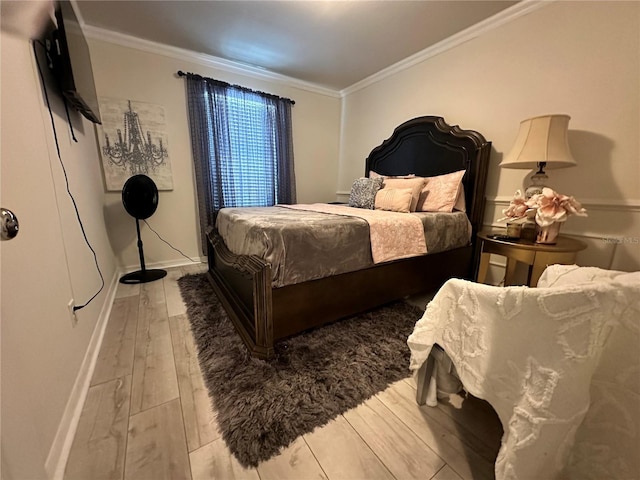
503, 190, 528, 218
527, 188, 587, 227
498, 190, 533, 222
561, 195, 588, 217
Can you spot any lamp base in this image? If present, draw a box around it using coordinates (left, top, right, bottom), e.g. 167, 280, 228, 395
525, 171, 548, 199
120, 269, 167, 284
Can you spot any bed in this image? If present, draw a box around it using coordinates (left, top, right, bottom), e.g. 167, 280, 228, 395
206, 116, 491, 359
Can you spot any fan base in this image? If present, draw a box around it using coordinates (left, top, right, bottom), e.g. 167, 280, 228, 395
119, 269, 167, 284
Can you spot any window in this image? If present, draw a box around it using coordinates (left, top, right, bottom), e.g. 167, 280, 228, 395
183, 73, 296, 251
203, 89, 279, 207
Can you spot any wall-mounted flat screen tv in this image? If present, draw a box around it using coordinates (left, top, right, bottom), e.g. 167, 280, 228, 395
51, 0, 101, 124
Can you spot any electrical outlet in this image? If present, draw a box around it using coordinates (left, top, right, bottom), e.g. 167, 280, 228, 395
68, 299, 77, 327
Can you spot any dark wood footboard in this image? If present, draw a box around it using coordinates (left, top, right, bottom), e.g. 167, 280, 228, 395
207, 229, 275, 358
207, 228, 473, 359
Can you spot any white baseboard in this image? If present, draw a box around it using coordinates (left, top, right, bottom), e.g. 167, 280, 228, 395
119, 256, 207, 275
44, 269, 120, 480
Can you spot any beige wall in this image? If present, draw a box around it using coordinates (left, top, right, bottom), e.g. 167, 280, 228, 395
88, 38, 342, 270
339, 1, 640, 273
1, 5, 118, 478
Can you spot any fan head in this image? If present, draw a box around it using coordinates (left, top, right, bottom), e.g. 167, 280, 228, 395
122, 174, 159, 220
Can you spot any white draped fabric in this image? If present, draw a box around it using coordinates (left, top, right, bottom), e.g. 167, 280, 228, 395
407, 265, 640, 480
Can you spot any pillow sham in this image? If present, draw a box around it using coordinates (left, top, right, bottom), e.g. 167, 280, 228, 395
369, 170, 416, 180
349, 176, 384, 209
380, 177, 426, 212
374, 188, 413, 213
416, 170, 465, 213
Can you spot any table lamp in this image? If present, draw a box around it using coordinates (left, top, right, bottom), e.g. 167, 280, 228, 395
500, 114, 577, 198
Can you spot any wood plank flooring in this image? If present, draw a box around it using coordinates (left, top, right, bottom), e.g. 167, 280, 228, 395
64, 264, 502, 480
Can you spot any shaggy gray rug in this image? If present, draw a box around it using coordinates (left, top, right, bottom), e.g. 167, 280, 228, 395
178, 273, 424, 467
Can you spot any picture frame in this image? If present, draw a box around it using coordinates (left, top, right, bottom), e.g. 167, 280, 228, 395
97, 97, 173, 191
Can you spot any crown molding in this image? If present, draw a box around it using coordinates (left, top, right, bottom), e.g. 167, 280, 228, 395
82, 0, 547, 100
340, 0, 549, 97
82, 25, 342, 99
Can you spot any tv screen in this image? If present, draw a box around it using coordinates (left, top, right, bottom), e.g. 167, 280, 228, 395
52, 1, 101, 124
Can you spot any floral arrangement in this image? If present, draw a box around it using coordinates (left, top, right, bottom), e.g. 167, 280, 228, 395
500, 187, 587, 226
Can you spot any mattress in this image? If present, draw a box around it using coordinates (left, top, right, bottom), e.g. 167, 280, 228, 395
214, 205, 471, 287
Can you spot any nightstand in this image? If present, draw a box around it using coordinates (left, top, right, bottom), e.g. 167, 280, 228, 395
476, 230, 587, 287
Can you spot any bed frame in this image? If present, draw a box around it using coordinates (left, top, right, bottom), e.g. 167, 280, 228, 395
207, 116, 491, 359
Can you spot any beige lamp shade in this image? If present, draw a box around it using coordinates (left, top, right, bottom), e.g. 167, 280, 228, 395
500, 114, 577, 169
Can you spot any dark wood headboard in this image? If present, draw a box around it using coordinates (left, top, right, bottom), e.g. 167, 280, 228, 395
364, 116, 491, 241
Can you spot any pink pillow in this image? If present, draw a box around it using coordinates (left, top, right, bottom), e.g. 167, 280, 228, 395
369, 170, 416, 179
454, 184, 466, 212
379, 177, 426, 212
416, 170, 466, 213
374, 188, 413, 213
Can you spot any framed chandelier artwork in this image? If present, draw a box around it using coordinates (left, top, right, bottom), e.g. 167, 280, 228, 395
97, 97, 173, 191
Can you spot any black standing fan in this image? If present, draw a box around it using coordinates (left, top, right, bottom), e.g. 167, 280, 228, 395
120, 175, 167, 284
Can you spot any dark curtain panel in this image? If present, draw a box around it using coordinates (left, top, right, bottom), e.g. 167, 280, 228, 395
184, 74, 296, 252
272, 97, 297, 205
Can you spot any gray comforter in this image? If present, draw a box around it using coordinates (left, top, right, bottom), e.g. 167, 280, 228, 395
214, 205, 471, 287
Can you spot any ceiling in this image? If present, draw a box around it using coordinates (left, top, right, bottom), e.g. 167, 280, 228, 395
76, 1, 518, 91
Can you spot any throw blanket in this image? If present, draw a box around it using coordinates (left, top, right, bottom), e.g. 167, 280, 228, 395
282, 203, 427, 263
407, 269, 640, 480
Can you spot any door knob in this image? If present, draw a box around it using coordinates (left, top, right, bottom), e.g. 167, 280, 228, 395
1, 208, 19, 240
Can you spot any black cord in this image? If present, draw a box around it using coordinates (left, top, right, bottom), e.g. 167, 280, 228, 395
143, 219, 200, 263
33, 41, 104, 312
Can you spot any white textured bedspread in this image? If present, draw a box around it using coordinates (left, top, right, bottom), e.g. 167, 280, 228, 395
407, 267, 640, 479
282, 203, 427, 263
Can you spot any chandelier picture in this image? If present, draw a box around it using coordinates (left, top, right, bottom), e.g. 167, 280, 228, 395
102, 100, 168, 176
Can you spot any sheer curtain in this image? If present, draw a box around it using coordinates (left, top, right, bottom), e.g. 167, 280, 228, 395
184, 73, 296, 251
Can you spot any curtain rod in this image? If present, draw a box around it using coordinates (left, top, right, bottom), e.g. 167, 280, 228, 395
177, 70, 295, 105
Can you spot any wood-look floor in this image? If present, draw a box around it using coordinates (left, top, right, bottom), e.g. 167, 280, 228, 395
64, 264, 502, 480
